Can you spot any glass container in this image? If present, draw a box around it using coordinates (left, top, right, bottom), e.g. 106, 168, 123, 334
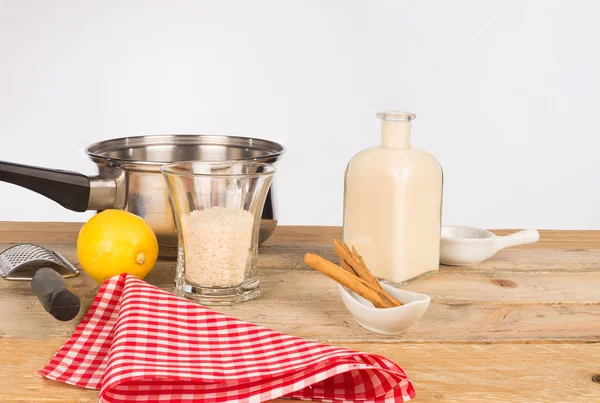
343, 111, 443, 284
162, 161, 274, 305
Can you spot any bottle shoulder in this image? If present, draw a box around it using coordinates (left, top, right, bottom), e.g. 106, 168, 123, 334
347, 146, 441, 172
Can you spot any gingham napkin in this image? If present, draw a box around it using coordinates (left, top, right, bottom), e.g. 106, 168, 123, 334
38, 274, 415, 403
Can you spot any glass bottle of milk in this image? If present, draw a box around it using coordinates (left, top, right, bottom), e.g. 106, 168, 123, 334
343, 111, 442, 283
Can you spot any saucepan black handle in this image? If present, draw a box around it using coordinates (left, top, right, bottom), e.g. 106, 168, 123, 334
0, 160, 91, 212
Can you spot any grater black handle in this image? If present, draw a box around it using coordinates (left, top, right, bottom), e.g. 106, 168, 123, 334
31, 268, 81, 321
0, 160, 90, 212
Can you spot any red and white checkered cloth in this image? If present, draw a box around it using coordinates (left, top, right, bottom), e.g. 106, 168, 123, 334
38, 274, 415, 403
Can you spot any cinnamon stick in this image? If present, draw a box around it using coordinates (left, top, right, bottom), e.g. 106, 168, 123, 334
304, 253, 392, 308
334, 240, 403, 307
351, 246, 366, 269
333, 240, 379, 287
340, 259, 358, 276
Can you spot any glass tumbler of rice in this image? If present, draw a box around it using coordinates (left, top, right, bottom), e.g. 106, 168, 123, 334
162, 161, 275, 305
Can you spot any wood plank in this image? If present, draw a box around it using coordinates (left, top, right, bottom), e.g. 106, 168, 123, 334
261, 243, 600, 273
491, 229, 600, 249
402, 271, 600, 303
1, 338, 99, 403
3, 234, 600, 276
2, 222, 600, 250
3, 242, 598, 305
3, 241, 600, 277
2, 338, 598, 403
442, 248, 600, 273
339, 343, 600, 403
219, 300, 600, 344
0, 222, 83, 243
260, 244, 600, 273
2, 267, 599, 343
268, 227, 600, 250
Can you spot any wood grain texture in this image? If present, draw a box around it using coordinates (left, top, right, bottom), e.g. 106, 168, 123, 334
2, 222, 600, 249
3, 264, 599, 343
0, 222, 599, 402
2, 339, 598, 403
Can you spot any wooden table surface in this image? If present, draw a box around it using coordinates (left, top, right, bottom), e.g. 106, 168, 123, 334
1, 222, 599, 402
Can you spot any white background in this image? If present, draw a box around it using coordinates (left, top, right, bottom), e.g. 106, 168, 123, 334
1, 0, 599, 229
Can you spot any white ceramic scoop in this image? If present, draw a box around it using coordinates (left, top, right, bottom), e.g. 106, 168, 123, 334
440, 226, 539, 266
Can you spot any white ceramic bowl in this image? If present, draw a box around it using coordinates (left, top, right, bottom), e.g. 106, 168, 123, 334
338, 283, 431, 335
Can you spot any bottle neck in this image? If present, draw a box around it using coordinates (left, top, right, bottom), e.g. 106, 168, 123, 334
381, 120, 411, 148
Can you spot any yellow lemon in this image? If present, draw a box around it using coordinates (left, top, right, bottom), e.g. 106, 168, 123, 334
77, 209, 159, 283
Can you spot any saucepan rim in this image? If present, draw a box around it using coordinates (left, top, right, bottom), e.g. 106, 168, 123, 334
85, 134, 285, 166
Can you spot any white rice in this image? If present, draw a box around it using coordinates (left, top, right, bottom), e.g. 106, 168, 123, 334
181, 207, 254, 287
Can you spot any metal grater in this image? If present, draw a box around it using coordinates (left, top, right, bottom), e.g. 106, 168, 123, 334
0, 244, 80, 280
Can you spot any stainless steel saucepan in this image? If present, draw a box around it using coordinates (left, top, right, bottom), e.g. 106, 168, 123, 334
0, 135, 285, 258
